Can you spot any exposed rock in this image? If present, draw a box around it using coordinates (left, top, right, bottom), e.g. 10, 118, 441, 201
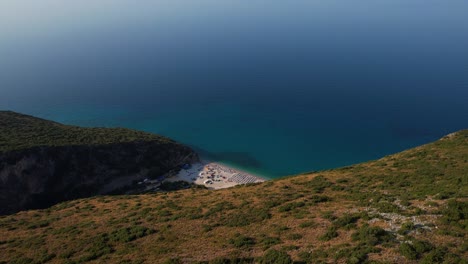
0, 140, 198, 215
366, 207, 439, 233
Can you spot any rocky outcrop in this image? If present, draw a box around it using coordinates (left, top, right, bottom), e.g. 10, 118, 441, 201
0, 140, 198, 215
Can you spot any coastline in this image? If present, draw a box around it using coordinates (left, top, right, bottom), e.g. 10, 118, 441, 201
164, 160, 268, 189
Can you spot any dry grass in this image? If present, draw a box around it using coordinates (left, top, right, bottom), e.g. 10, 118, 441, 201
0, 130, 467, 263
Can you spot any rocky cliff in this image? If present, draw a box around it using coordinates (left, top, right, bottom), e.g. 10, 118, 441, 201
0, 111, 198, 214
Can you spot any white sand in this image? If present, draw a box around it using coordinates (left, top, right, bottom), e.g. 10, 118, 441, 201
164, 160, 266, 189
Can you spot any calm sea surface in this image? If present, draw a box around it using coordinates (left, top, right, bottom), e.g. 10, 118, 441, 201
1, 1, 467, 178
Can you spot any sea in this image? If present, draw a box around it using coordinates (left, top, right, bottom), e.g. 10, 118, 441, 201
1, 0, 467, 178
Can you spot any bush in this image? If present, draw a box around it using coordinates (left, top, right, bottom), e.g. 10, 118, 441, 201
26, 220, 50, 229
374, 202, 401, 213
412, 240, 433, 254
351, 225, 394, 246
224, 207, 271, 227
35, 251, 56, 263
260, 236, 281, 249
399, 243, 418, 260
443, 200, 468, 229
308, 195, 330, 204
321, 211, 336, 220
299, 221, 316, 228
320, 226, 338, 241
259, 249, 292, 264
398, 222, 415, 235
434, 192, 455, 200
336, 178, 349, 184
79, 234, 114, 262
229, 234, 255, 248
281, 245, 299, 251
278, 202, 305, 212
109, 226, 155, 242
305, 176, 333, 193
347, 245, 377, 264
420, 247, 447, 264
209, 258, 255, 264
333, 214, 360, 229
163, 258, 182, 264
286, 233, 302, 240
9, 257, 34, 264
298, 251, 313, 263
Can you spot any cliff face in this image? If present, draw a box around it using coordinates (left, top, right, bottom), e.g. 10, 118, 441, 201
0, 139, 198, 215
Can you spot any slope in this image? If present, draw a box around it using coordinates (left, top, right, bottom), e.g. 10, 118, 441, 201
0, 130, 466, 263
0, 111, 197, 214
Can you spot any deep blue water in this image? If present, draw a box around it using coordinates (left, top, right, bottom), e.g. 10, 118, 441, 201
1, 1, 467, 178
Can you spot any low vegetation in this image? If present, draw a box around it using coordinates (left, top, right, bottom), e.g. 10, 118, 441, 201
0, 125, 467, 263
0, 111, 173, 152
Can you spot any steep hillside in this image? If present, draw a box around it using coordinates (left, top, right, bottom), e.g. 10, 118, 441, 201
0, 112, 198, 215
0, 111, 172, 153
0, 129, 466, 263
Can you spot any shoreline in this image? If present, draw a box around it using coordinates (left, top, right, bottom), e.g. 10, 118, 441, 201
164, 160, 267, 189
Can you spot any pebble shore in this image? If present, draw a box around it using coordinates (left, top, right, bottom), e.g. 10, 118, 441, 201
165, 161, 266, 189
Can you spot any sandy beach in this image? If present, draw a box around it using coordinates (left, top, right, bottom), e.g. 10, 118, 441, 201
164, 161, 266, 189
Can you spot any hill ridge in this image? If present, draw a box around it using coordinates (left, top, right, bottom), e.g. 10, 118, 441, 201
0, 111, 198, 215
0, 111, 174, 153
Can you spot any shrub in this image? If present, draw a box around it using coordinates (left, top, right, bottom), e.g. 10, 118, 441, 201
224, 207, 271, 227
308, 195, 330, 204
298, 251, 313, 263
321, 211, 336, 220
109, 226, 155, 242
311, 248, 328, 259
347, 245, 377, 264
399, 243, 418, 260
263, 200, 281, 209
209, 258, 255, 264
204, 202, 235, 217
320, 226, 338, 241
229, 234, 255, 249
278, 202, 305, 212
281, 245, 299, 251
163, 258, 182, 264
333, 214, 360, 229
79, 234, 114, 262
260, 236, 281, 249
420, 247, 447, 264
299, 221, 316, 228
398, 222, 415, 235
259, 249, 292, 264
287, 233, 303, 240
434, 192, 455, 200
351, 225, 394, 246
305, 176, 333, 193
398, 196, 411, 207
35, 251, 56, 263
412, 239, 433, 254
336, 178, 349, 184
9, 257, 34, 264
443, 200, 467, 227
26, 220, 50, 229
374, 202, 401, 213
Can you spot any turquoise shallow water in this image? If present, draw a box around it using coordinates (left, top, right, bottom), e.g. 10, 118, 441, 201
1, 1, 468, 178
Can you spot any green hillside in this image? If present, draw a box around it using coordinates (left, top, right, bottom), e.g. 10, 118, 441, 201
0, 111, 196, 215
0, 111, 172, 153
0, 128, 466, 263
